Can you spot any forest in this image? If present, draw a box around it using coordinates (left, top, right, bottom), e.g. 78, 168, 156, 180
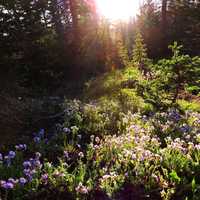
0, 0, 200, 199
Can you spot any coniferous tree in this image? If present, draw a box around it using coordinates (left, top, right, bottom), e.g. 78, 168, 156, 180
166, 0, 200, 55
132, 32, 151, 77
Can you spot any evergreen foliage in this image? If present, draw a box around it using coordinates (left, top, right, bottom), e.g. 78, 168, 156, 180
0, 2, 200, 199
152, 42, 200, 105
132, 32, 152, 77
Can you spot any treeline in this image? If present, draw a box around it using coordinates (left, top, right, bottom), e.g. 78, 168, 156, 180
0, 0, 200, 93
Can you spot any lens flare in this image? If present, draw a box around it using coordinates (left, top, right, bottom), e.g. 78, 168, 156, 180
95, 0, 140, 21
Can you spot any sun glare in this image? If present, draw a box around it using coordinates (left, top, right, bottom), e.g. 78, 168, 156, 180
95, 0, 140, 21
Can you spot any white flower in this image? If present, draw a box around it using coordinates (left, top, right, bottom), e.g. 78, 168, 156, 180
102, 174, 110, 180
95, 137, 100, 143
90, 135, 95, 141
63, 128, 70, 133
75, 182, 88, 194
195, 144, 200, 150
78, 152, 84, 158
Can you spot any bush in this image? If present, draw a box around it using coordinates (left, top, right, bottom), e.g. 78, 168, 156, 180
151, 42, 200, 105
1, 98, 200, 199
178, 100, 200, 112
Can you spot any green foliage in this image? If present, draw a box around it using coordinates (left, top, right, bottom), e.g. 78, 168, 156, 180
1, 95, 200, 199
117, 89, 153, 114
117, 40, 131, 67
1, 1, 200, 199
169, 170, 181, 184
84, 65, 155, 117
131, 32, 152, 77
186, 85, 200, 96
178, 100, 200, 112
85, 67, 142, 100
116, 31, 152, 78
132, 32, 148, 65
1, 0, 200, 96
151, 42, 200, 106
167, 0, 200, 55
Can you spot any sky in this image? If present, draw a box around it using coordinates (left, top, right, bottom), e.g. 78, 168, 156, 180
95, 0, 141, 21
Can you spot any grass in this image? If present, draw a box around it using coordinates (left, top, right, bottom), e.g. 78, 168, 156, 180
178, 99, 200, 112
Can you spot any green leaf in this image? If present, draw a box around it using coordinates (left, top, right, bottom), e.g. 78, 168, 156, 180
169, 170, 181, 184
192, 178, 196, 193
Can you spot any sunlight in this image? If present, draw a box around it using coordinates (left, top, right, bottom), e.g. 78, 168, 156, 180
95, 0, 140, 21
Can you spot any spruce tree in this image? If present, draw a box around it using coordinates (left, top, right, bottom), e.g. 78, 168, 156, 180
118, 40, 130, 67
132, 32, 150, 76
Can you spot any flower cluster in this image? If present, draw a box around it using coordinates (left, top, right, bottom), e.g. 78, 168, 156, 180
75, 182, 89, 194
23, 152, 42, 181
0, 101, 200, 200
0, 151, 16, 167
33, 129, 45, 144
0, 177, 27, 190
15, 144, 27, 151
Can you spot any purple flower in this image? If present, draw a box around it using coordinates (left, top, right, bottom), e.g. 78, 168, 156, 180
38, 129, 45, 138
23, 169, 30, 176
25, 174, 33, 182
168, 110, 180, 122
33, 160, 42, 168
41, 174, 48, 180
23, 169, 33, 181
19, 177, 27, 186
64, 151, 69, 158
4, 156, 11, 167
1, 182, 14, 189
180, 124, 191, 133
63, 127, 70, 133
23, 161, 32, 168
0, 153, 3, 161
8, 151, 16, 159
33, 136, 40, 143
77, 144, 81, 149
8, 178, 17, 184
16, 144, 27, 151
44, 138, 48, 144
41, 174, 48, 185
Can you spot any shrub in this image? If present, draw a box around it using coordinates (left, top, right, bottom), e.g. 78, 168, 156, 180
152, 42, 200, 105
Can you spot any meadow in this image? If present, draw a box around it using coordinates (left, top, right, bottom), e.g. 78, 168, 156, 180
1, 41, 200, 200
1, 0, 200, 199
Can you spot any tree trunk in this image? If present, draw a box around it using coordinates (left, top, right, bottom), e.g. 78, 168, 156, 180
69, 0, 79, 41
51, 0, 64, 44
161, 0, 168, 54
161, 0, 167, 29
